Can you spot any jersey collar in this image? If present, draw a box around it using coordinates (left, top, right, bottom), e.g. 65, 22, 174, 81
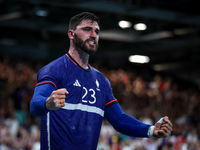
66, 53, 92, 72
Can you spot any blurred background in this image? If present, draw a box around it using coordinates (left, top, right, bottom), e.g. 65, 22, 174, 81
0, 0, 200, 149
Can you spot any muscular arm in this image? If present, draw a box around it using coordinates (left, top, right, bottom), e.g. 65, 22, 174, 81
30, 84, 55, 117
104, 103, 151, 137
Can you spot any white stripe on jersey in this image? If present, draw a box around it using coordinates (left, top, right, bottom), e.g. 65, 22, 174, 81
61, 103, 104, 117
47, 112, 51, 150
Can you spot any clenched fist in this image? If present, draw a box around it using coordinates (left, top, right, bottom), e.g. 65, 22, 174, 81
46, 88, 69, 110
153, 116, 173, 138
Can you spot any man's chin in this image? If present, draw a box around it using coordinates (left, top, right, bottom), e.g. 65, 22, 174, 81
86, 51, 97, 55
82, 48, 97, 55
89, 51, 96, 55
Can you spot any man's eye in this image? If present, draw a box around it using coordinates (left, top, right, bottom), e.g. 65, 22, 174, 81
95, 31, 99, 35
84, 28, 90, 31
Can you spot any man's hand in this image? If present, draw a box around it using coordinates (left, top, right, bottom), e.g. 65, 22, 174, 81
46, 88, 68, 110
153, 116, 173, 138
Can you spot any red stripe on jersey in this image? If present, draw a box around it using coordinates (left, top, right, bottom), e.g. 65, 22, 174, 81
88, 64, 92, 71
36, 81, 57, 89
105, 99, 117, 106
66, 54, 77, 66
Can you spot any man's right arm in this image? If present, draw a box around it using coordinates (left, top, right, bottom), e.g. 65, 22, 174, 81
30, 84, 55, 117
30, 83, 68, 117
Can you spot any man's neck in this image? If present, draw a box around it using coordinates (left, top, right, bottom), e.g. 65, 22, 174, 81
68, 47, 89, 69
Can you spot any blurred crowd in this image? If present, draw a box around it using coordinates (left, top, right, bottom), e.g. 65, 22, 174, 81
0, 57, 199, 150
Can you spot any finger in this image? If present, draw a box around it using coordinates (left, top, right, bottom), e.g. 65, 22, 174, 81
157, 117, 164, 124
161, 127, 168, 133
56, 88, 69, 95
51, 89, 68, 99
155, 117, 164, 129
52, 95, 66, 101
55, 99, 62, 107
158, 130, 168, 137
60, 99, 65, 104
59, 95, 66, 99
159, 127, 171, 137
161, 124, 173, 131
58, 99, 65, 107
163, 116, 173, 127
61, 103, 65, 107
161, 126, 172, 135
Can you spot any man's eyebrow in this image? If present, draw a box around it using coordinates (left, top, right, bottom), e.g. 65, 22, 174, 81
82, 26, 92, 29
82, 26, 100, 32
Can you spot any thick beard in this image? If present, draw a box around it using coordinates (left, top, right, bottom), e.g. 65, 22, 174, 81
74, 34, 98, 55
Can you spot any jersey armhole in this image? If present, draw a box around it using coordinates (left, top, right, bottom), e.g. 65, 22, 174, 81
36, 81, 57, 89
105, 99, 118, 109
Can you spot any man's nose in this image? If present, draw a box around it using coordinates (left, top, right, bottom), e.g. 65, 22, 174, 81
90, 30, 97, 38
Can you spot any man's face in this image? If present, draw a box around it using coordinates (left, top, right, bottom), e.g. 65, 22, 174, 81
73, 19, 100, 55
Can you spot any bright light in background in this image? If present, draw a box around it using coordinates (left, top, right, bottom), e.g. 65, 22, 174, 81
134, 23, 147, 31
118, 20, 132, 29
36, 10, 48, 17
129, 55, 150, 64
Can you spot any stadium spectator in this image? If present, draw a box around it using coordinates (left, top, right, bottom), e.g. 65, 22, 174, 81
0, 56, 200, 149
0, 23, 200, 150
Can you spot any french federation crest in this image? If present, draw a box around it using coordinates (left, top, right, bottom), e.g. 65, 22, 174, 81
96, 79, 100, 91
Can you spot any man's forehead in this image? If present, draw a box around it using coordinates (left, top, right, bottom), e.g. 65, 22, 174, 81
77, 19, 99, 29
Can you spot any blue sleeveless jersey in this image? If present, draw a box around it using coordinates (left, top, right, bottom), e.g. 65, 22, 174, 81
36, 53, 117, 150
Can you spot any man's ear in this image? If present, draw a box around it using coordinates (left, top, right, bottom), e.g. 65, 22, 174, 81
68, 30, 74, 39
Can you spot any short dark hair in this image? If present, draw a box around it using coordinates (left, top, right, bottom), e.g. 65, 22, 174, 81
69, 12, 99, 30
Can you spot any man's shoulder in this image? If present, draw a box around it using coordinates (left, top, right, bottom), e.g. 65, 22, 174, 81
38, 55, 68, 74
44, 55, 68, 68
90, 66, 103, 76
90, 66, 110, 84
48, 54, 67, 66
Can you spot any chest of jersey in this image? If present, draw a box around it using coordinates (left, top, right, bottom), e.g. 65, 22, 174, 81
58, 66, 105, 111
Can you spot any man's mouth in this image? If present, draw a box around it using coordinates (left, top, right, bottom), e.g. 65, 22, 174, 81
88, 40, 96, 45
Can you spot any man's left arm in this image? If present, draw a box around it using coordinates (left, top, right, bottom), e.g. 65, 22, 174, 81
104, 102, 173, 138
